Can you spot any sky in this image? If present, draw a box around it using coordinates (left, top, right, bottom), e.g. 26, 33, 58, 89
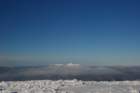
0, 0, 140, 66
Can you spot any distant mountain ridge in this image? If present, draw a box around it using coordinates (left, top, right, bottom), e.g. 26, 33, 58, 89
0, 64, 140, 81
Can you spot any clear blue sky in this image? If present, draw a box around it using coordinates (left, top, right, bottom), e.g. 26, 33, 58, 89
0, 0, 140, 66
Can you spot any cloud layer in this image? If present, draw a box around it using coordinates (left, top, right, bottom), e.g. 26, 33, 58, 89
0, 64, 140, 81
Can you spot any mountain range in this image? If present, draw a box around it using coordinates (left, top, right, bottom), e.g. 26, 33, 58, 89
0, 63, 140, 81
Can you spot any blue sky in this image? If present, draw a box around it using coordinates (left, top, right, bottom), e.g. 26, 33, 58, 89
0, 0, 140, 66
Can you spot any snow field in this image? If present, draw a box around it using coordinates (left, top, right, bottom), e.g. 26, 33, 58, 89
0, 80, 140, 93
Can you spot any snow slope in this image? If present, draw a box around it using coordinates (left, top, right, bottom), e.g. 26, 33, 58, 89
0, 80, 140, 93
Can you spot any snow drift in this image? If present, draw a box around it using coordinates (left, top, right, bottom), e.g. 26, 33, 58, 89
0, 80, 140, 93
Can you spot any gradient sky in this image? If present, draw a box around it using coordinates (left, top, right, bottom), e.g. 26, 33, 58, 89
0, 0, 140, 66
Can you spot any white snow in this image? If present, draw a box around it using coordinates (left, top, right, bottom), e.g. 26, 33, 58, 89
65, 63, 81, 67
48, 63, 81, 68
0, 80, 140, 93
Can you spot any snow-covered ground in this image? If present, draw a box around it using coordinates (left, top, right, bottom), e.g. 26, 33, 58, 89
0, 80, 140, 93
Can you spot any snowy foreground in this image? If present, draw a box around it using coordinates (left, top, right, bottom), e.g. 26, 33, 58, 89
0, 80, 140, 93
